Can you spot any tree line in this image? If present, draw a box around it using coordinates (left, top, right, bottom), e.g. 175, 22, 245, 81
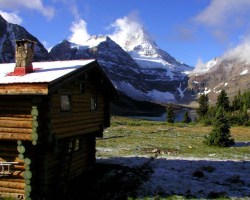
197, 89, 250, 126
166, 89, 250, 147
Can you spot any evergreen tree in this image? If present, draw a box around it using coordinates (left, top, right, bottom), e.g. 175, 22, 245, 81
204, 108, 234, 147
232, 90, 241, 111
167, 104, 175, 123
182, 111, 192, 123
197, 94, 209, 117
216, 89, 230, 111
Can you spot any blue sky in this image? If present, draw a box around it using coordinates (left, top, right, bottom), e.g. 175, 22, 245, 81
1, 0, 250, 67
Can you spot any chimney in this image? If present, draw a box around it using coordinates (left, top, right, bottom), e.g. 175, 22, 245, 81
14, 39, 36, 75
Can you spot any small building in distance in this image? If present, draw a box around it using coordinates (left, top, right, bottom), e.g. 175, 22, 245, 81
0, 39, 117, 199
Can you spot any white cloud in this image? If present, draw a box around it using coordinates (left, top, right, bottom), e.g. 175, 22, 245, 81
222, 36, 250, 63
194, 57, 205, 71
0, 0, 54, 19
68, 19, 90, 45
0, 10, 22, 24
108, 12, 149, 50
193, 0, 250, 42
194, 0, 250, 27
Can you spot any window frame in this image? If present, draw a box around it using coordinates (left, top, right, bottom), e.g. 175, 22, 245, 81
60, 94, 72, 112
90, 96, 98, 111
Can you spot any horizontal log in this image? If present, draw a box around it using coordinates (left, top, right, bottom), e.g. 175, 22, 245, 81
51, 117, 104, 129
51, 111, 104, 122
55, 126, 101, 139
0, 83, 48, 95
0, 186, 25, 194
0, 178, 25, 183
0, 101, 32, 107
0, 133, 31, 141
0, 127, 32, 134
0, 116, 32, 121
0, 114, 32, 118
0, 120, 32, 128
0, 146, 18, 152
0, 157, 24, 163
11, 170, 24, 178
52, 122, 102, 135
0, 181, 25, 190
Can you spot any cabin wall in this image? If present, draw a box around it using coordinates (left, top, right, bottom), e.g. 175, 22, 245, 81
38, 76, 109, 198
0, 96, 35, 199
50, 78, 106, 139
0, 96, 33, 141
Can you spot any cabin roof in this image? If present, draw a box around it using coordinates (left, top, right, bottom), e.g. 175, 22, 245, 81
0, 59, 118, 96
0, 60, 95, 84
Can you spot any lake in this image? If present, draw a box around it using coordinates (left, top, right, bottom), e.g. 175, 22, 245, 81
129, 108, 197, 122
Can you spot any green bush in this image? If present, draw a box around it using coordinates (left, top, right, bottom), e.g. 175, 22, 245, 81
203, 108, 234, 147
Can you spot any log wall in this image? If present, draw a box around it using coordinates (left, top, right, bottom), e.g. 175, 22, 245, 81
0, 97, 33, 141
50, 78, 107, 139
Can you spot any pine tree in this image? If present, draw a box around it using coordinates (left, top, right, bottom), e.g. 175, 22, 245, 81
204, 108, 234, 147
197, 94, 209, 117
216, 89, 230, 111
167, 104, 175, 123
232, 90, 241, 111
182, 111, 192, 123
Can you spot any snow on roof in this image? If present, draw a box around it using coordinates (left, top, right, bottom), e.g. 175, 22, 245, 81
0, 59, 95, 84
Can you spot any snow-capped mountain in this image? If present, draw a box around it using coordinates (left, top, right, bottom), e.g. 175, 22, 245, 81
189, 56, 250, 103
0, 15, 51, 63
50, 35, 190, 104
111, 26, 192, 77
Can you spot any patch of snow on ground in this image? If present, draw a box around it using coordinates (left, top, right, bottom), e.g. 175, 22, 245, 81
97, 156, 250, 199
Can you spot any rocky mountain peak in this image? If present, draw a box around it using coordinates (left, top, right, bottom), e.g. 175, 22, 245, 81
0, 14, 51, 62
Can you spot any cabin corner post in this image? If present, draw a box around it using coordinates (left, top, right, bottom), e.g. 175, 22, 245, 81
16, 140, 32, 199
31, 97, 41, 146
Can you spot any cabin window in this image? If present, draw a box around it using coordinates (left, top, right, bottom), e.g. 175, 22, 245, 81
80, 83, 85, 94
90, 97, 97, 111
74, 138, 80, 151
68, 137, 80, 153
60, 95, 71, 112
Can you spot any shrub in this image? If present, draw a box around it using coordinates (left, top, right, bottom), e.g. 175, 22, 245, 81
203, 108, 234, 147
192, 170, 204, 178
166, 104, 175, 123
182, 111, 192, 123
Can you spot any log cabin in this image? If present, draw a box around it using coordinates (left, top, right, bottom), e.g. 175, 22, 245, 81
0, 39, 117, 199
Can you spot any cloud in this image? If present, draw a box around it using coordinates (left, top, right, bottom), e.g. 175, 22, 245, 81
222, 36, 250, 63
108, 12, 150, 50
0, 0, 54, 19
194, 57, 205, 71
194, 0, 250, 27
173, 25, 195, 42
68, 19, 90, 45
0, 10, 22, 24
193, 0, 250, 40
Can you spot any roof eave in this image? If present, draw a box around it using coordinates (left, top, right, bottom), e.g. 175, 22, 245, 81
0, 83, 49, 95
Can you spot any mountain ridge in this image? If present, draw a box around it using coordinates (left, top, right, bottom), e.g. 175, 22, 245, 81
0, 15, 51, 63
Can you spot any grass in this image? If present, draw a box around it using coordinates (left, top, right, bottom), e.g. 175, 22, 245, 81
97, 116, 250, 160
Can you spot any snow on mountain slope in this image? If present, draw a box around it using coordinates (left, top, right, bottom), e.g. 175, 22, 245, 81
50, 35, 189, 104
189, 56, 250, 103
110, 23, 193, 78
190, 58, 218, 75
